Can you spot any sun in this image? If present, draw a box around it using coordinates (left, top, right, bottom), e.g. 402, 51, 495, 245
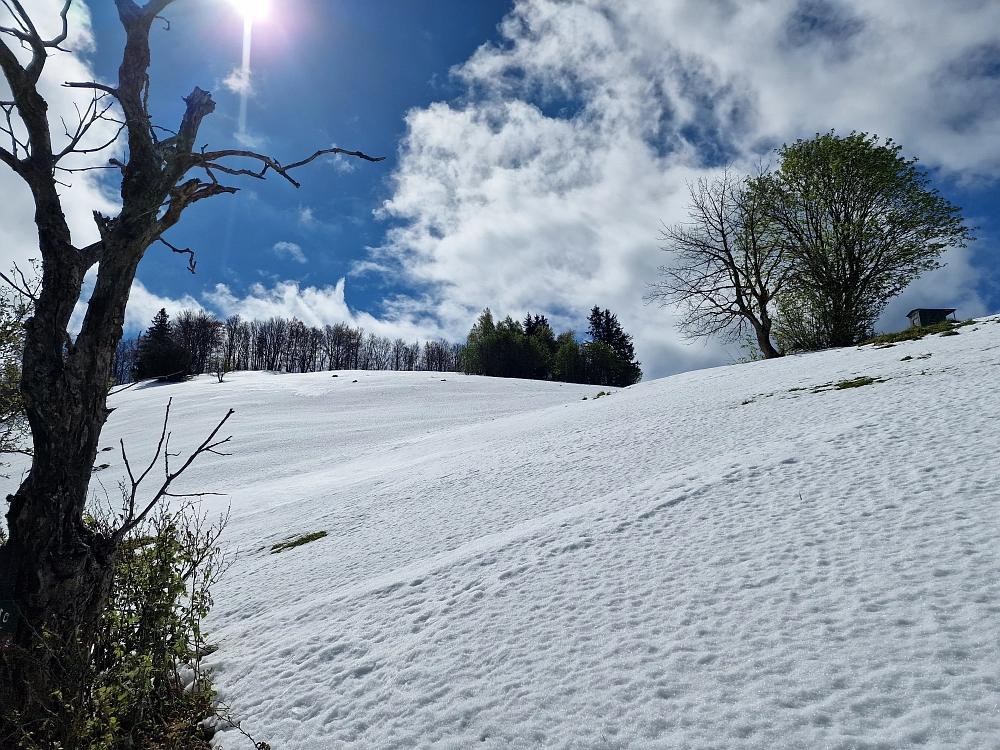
230, 0, 269, 21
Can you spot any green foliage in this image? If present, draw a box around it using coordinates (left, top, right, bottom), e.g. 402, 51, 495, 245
771, 288, 838, 353
762, 131, 973, 348
552, 331, 584, 383
80, 503, 230, 749
461, 310, 551, 379
463, 308, 642, 387
0, 285, 32, 469
3, 503, 231, 749
834, 376, 880, 389
270, 530, 328, 554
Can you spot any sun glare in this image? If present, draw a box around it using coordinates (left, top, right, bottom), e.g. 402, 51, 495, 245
231, 0, 269, 21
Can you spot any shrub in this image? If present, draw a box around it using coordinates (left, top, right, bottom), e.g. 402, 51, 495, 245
5, 503, 233, 749
87, 503, 231, 749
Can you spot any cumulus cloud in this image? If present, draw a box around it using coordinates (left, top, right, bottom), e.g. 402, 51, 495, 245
273, 241, 308, 264
327, 151, 357, 174
0, 0, 120, 279
202, 279, 443, 342
222, 66, 254, 96
370, 0, 1000, 378
70, 275, 203, 338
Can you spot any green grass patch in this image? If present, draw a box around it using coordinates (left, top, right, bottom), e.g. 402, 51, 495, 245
271, 530, 328, 554
860, 319, 973, 346
834, 376, 884, 389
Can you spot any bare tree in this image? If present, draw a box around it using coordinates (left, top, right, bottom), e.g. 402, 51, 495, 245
0, 0, 381, 736
175, 309, 222, 375
645, 170, 786, 359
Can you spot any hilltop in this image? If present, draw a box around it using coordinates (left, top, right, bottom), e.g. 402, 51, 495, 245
20, 317, 999, 749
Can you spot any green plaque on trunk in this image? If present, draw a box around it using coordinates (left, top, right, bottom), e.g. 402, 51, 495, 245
0, 600, 19, 649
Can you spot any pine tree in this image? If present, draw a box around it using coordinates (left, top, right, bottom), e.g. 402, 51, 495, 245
133, 309, 191, 382
586, 307, 642, 386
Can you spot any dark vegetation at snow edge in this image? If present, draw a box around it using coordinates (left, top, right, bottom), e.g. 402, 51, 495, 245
859, 318, 975, 347
116, 305, 642, 389
460, 307, 642, 388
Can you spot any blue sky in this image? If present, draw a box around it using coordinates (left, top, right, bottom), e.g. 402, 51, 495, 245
2, 0, 998, 379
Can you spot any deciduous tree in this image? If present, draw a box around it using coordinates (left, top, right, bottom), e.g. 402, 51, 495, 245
645, 170, 786, 358
761, 131, 972, 348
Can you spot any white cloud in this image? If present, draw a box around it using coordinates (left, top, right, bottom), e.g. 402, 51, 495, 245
273, 241, 308, 264
70, 275, 203, 338
0, 0, 121, 280
202, 280, 440, 342
371, 0, 1000, 379
222, 66, 254, 96
327, 151, 357, 174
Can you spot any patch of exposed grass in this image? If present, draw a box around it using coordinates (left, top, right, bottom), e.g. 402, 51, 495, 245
271, 530, 328, 554
834, 376, 884, 389
860, 319, 973, 346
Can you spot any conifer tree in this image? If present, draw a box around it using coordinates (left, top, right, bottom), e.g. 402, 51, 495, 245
586, 307, 642, 386
133, 309, 191, 382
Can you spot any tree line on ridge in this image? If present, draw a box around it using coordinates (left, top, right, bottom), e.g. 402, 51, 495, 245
117, 304, 642, 388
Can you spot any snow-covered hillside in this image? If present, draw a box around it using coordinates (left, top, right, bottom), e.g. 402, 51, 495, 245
33, 319, 1000, 748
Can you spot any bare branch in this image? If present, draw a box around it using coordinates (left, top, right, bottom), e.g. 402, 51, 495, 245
63, 81, 119, 98
0, 262, 38, 300
115, 403, 234, 539
0, 142, 18, 172
194, 146, 385, 189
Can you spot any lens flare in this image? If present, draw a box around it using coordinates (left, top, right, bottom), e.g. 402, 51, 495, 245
230, 0, 269, 21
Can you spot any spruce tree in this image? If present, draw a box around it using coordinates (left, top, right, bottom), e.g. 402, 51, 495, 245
133, 309, 191, 382
586, 307, 642, 385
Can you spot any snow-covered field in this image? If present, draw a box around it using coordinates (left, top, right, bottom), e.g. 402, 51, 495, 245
25, 318, 1000, 748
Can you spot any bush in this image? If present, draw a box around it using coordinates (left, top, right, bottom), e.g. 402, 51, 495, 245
88, 503, 230, 749
5, 503, 232, 749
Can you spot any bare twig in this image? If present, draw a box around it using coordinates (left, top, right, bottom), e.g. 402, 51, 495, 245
115, 399, 234, 540
194, 146, 385, 189
0, 262, 39, 300
62, 81, 119, 98
157, 236, 196, 274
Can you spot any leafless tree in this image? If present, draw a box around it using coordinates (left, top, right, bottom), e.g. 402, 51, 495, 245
0, 0, 381, 736
223, 314, 250, 371
174, 308, 222, 375
645, 170, 787, 359
111, 334, 139, 384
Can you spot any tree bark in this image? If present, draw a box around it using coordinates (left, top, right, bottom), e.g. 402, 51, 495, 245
0, 1, 380, 741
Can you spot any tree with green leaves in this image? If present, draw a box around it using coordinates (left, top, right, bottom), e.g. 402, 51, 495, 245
762, 131, 974, 348
0, 287, 32, 475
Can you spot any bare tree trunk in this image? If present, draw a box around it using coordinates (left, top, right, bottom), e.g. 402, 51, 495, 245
0, 1, 381, 740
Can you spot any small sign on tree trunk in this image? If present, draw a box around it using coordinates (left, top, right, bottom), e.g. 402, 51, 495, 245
0, 600, 19, 650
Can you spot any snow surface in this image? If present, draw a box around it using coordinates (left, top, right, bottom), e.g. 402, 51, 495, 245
19, 320, 1000, 748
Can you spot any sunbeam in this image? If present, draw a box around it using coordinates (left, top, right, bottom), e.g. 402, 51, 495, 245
230, 0, 269, 144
